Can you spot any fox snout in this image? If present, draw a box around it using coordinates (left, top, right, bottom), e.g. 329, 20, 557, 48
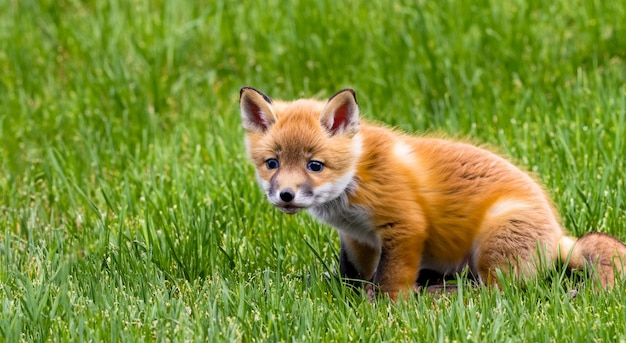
268, 188, 306, 214
279, 188, 295, 203
274, 187, 302, 214
262, 174, 314, 214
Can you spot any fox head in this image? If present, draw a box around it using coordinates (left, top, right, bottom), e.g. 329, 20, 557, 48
240, 87, 362, 214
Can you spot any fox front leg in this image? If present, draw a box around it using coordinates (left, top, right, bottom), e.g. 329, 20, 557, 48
372, 226, 426, 301
338, 234, 380, 288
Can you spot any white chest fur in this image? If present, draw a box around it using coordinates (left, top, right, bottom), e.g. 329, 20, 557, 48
308, 191, 380, 249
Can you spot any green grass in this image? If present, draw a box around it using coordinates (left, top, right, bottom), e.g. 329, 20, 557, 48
1, 0, 626, 341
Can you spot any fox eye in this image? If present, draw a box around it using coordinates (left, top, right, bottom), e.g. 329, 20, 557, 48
266, 158, 280, 170
306, 160, 324, 173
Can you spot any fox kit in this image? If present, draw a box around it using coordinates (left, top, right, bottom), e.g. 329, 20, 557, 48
239, 87, 626, 300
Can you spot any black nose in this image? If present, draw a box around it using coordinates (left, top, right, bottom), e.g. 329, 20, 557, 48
279, 189, 295, 202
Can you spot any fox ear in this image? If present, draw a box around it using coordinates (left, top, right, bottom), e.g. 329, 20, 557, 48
240, 87, 277, 133
320, 89, 359, 136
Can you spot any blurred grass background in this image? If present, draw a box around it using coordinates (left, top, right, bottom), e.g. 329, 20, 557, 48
1, 0, 625, 341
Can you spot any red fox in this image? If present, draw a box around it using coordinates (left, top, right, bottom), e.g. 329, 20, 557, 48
239, 87, 626, 300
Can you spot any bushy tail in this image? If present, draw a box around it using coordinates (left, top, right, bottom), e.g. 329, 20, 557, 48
559, 233, 626, 287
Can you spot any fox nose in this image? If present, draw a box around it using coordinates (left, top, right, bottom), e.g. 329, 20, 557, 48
279, 189, 295, 203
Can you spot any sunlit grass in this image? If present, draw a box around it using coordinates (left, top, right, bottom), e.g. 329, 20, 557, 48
1, 0, 625, 341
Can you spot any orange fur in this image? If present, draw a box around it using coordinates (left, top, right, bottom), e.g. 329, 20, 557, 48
240, 87, 626, 301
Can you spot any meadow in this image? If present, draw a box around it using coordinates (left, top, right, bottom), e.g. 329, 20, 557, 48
1, 0, 625, 341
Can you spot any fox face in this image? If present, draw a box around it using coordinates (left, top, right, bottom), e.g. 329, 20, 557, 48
240, 87, 362, 214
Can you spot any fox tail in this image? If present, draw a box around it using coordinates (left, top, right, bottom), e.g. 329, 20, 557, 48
558, 233, 626, 287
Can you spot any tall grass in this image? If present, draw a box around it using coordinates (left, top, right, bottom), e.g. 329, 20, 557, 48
1, 0, 625, 341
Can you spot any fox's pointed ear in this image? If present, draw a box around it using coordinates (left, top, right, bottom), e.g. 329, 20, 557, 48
320, 89, 359, 136
240, 87, 277, 133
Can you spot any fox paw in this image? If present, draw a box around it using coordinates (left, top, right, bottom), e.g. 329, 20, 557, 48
365, 284, 377, 302
364, 284, 422, 302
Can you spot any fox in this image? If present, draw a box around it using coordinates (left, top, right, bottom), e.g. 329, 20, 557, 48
239, 86, 626, 301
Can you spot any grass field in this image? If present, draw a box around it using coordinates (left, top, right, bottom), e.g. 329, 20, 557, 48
1, 0, 626, 341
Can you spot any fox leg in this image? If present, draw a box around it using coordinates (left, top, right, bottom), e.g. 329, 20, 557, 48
339, 234, 380, 284
473, 206, 562, 286
372, 225, 426, 301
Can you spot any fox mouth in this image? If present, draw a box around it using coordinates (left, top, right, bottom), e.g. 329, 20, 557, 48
277, 205, 303, 214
